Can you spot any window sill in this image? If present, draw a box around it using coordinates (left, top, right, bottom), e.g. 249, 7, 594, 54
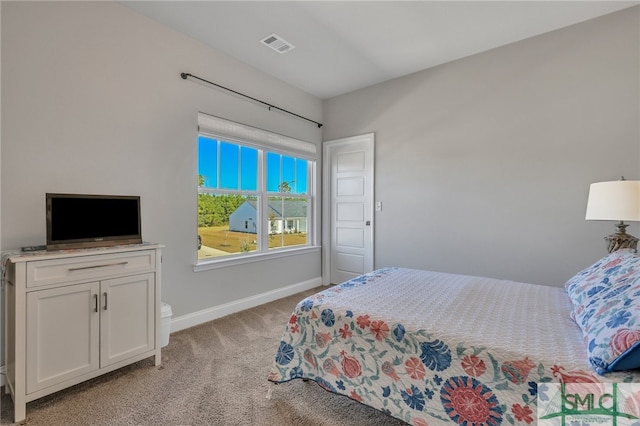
193, 245, 321, 272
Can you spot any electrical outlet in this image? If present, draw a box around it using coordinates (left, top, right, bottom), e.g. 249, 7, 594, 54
375, 202, 382, 212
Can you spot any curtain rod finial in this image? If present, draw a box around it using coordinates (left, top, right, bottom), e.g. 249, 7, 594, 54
180, 73, 189, 80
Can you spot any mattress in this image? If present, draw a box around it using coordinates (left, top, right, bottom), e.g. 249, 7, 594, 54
268, 267, 640, 425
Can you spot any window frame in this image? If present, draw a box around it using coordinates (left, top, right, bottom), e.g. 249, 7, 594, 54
194, 113, 319, 271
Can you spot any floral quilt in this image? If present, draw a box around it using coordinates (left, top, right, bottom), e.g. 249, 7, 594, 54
268, 268, 640, 425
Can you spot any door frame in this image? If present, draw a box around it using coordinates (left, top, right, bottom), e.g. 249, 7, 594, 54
322, 133, 375, 285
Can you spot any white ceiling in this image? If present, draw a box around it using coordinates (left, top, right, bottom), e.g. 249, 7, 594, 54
122, 1, 639, 99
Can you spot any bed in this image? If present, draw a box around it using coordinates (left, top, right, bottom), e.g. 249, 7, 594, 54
268, 249, 640, 425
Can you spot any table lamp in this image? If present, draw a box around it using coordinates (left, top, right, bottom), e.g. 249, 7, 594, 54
585, 177, 640, 253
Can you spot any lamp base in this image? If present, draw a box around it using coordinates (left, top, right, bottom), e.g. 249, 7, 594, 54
605, 222, 639, 253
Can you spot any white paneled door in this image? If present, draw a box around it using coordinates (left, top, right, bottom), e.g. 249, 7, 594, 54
323, 134, 374, 284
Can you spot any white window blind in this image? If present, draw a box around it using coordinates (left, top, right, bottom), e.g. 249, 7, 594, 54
197, 113, 317, 160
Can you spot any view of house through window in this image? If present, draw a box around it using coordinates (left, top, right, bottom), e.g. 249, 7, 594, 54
198, 135, 312, 261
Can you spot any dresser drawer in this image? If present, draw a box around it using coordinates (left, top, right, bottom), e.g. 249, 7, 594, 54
26, 250, 156, 288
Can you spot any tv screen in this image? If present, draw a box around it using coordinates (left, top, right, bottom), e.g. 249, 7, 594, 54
46, 193, 142, 250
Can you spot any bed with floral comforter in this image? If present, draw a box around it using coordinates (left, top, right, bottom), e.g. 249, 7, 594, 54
268, 263, 640, 425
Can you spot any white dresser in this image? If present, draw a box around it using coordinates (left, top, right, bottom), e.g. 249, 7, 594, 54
4, 244, 162, 423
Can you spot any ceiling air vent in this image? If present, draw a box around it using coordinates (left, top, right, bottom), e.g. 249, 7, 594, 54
260, 33, 295, 54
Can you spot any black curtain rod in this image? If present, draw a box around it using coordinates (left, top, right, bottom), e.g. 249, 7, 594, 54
180, 72, 323, 128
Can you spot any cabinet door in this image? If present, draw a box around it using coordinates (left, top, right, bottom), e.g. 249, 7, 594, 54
26, 282, 100, 394
100, 273, 155, 367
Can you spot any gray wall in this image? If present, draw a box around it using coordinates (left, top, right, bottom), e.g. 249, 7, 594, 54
0, 0, 322, 343
323, 7, 640, 286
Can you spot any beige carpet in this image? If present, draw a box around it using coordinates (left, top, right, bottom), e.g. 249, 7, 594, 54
1, 287, 406, 425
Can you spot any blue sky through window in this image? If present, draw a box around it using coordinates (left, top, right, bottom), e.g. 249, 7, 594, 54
198, 136, 218, 188
219, 142, 239, 189
198, 136, 307, 193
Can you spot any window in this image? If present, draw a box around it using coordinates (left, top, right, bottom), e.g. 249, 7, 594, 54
196, 113, 316, 265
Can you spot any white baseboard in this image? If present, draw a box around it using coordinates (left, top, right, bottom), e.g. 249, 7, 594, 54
170, 276, 322, 333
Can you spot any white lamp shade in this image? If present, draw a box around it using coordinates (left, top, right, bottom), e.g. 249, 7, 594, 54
585, 180, 640, 221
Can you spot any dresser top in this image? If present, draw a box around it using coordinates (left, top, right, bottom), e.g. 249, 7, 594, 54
4, 242, 163, 263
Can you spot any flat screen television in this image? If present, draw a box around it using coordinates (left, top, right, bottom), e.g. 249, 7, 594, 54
46, 193, 142, 251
